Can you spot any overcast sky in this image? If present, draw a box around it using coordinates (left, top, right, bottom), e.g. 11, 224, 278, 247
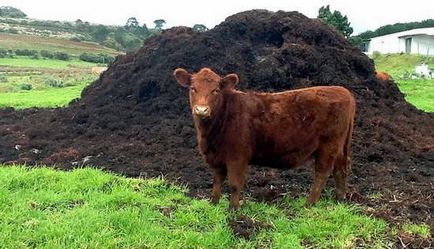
2, 0, 433, 34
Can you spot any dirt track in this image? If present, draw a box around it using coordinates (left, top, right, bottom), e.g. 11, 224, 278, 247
0, 10, 433, 244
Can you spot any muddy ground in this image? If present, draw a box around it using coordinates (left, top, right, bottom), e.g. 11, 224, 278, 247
0, 10, 433, 246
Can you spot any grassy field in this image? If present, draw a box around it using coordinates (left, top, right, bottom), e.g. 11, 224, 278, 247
0, 83, 86, 109
393, 79, 434, 111
373, 53, 434, 76
0, 165, 394, 248
0, 33, 119, 56
0, 56, 98, 108
373, 53, 434, 112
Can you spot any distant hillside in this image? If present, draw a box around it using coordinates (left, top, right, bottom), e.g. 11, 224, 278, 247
0, 17, 154, 52
0, 6, 209, 52
358, 19, 434, 39
0, 6, 162, 52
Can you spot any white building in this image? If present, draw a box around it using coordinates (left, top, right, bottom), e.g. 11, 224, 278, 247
363, 27, 434, 56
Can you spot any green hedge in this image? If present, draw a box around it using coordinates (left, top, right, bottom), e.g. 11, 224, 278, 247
79, 52, 114, 64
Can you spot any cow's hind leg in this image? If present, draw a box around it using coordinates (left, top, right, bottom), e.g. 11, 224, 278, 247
211, 167, 227, 204
306, 147, 337, 207
333, 155, 349, 202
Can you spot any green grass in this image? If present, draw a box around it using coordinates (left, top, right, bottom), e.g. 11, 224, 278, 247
393, 79, 434, 112
0, 165, 390, 248
0, 56, 98, 69
0, 73, 95, 92
0, 33, 119, 56
0, 57, 97, 108
402, 223, 431, 238
0, 84, 86, 109
373, 53, 434, 76
373, 53, 434, 112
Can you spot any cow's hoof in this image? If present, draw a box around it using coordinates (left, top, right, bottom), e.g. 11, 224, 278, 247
335, 193, 346, 202
228, 206, 240, 213
229, 203, 240, 210
229, 205, 240, 210
304, 197, 317, 208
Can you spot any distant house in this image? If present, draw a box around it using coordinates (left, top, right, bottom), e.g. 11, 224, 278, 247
362, 27, 434, 56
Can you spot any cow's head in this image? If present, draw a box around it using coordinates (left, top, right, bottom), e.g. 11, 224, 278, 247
174, 67, 238, 120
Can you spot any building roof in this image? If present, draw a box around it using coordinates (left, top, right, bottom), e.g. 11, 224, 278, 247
370, 27, 434, 40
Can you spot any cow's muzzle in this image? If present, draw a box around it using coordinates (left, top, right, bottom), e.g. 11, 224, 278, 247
193, 105, 210, 118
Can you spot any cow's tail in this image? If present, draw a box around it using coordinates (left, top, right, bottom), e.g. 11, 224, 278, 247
342, 116, 354, 175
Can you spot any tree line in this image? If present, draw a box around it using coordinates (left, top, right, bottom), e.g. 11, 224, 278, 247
0, 48, 115, 64
357, 19, 434, 40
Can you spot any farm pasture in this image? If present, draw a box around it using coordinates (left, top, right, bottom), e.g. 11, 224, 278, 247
0, 57, 99, 108
0, 10, 432, 248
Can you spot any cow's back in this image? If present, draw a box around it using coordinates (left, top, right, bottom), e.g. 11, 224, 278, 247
249, 86, 355, 167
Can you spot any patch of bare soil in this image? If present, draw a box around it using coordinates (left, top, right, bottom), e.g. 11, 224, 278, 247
229, 214, 273, 239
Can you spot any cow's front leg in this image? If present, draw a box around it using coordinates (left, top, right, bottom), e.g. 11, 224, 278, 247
211, 166, 227, 204
226, 159, 248, 209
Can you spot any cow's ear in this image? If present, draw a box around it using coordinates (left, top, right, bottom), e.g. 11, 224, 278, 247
221, 73, 239, 89
174, 68, 192, 87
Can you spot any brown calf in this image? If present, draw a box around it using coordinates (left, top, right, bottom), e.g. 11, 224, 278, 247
375, 71, 391, 81
174, 68, 356, 209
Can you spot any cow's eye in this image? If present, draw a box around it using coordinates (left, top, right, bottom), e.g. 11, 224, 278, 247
213, 88, 221, 94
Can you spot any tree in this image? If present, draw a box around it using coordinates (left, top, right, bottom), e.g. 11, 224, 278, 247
193, 24, 209, 32
114, 27, 127, 45
0, 6, 27, 18
133, 24, 150, 38
124, 36, 143, 51
153, 19, 166, 30
348, 36, 363, 47
140, 24, 150, 34
125, 17, 139, 31
114, 27, 144, 51
76, 21, 91, 32
318, 5, 353, 38
92, 25, 110, 42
